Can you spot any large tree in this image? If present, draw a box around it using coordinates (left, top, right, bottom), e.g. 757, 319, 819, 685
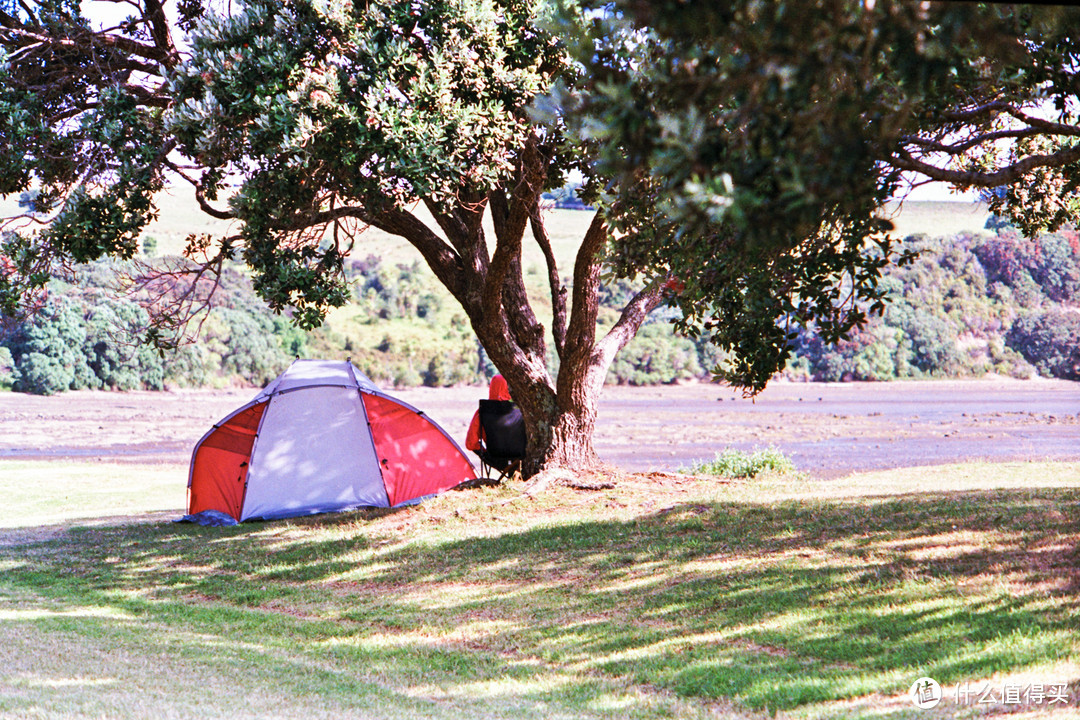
3, 0, 1080, 476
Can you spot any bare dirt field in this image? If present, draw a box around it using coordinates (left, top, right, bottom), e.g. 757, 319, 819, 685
1, 377, 1078, 477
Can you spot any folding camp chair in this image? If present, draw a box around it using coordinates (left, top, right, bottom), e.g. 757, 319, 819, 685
476, 399, 526, 482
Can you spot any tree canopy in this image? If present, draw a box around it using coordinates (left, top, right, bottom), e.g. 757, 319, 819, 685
556, 0, 1080, 389
3, 0, 1080, 474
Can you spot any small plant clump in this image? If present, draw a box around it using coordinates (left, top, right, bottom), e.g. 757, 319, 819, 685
685, 447, 796, 478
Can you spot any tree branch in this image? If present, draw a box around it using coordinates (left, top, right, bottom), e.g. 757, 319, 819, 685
938, 100, 1014, 123
142, 0, 180, 68
486, 135, 548, 355
167, 164, 238, 220
562, 211, 607, 360
593, 278, 667, 368
366, 208, 469, 305
889, 143, 1080, 188
530, 207, 567, 359
1004, 106, 1080, 136
1, 25, 174, 65
901, 127, 1041, 155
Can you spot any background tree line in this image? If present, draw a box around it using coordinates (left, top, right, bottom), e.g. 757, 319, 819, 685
6, 0, 1080, 473
3, 216, 1077, 395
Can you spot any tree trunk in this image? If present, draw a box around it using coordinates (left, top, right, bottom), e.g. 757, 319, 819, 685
516, 366, 605, 476
380, 144, 666, 480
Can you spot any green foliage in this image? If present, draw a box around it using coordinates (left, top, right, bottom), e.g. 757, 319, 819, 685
6, 219, 1077, 393
0, 345, 13, 389
0, 257, 305, 392
607, 322, 701, 386
899, 310, 963, 377
684, 447, 795, 479
788, 228, 1080, 382
974, 230, 1080, 303
165, 0, 568, 330
1006, 310, 1080, 381
82, 298, 166, 391
350, 256, 443, 322
553, 1, 1080, 392
207, 308, 290, 386
793, 323, 901, 382
6, 297, 97, 394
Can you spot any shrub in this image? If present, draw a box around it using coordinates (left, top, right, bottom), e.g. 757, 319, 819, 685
898, 310, 962, 376
686, 448, 795, 478
1006, 310, 1080, 380
213, 308, 291, 385
0, 347, 14, 389
608, 325, 702, 385
795, 324, 898, 382
7, 297, 98, 394
1029, 233, 1080, 302
82, 297, 166, 390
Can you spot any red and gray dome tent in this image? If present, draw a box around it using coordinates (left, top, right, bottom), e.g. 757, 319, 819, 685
188, 359, 477, 522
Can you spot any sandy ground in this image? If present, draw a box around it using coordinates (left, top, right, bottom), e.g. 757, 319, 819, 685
1, 377, 1078, 477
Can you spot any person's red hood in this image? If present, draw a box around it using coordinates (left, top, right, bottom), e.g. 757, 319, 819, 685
488, 374, 510, 400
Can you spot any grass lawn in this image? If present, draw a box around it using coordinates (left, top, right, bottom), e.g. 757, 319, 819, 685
0, 459, 1077, 719
0, 192, 987, 263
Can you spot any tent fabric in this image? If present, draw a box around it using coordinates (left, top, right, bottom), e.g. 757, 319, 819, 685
254, 359, 379, 399
241, 385, 391, 520
188, 401, 267, 520
187, 360, 476, 522
364, 393, 477, 506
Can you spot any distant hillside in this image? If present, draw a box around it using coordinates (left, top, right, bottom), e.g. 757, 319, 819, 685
2, 190, 991, 257
133, 194, 990, 255
880, 200, 990, 239
7, 186, 1075, 394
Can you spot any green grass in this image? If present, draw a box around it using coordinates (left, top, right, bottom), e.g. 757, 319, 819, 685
685, 447, 796, 478
0, 461, 184, 528
2, 191, 986, 264
1, 459, 1078, 718
880, 200, 990, 239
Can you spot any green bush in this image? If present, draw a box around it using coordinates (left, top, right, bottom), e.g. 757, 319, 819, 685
1006, 310, 1080, 380
8, 298, 98, 394
4, 224, 1076, 394
211, 308, 291, 386
685, 448, 795, 478
899, 309, 963, 376
0, 347, 13, 389
794, 323, 899, 382
608, 324, 702, 385
83, 298, 166, 390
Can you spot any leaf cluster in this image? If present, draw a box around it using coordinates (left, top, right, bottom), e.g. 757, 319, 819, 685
556, 0, 1080, 392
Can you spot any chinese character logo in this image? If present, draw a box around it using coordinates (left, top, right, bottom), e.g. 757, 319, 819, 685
910, 677, 943, 709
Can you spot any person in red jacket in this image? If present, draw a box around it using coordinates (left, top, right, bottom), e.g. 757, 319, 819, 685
465, 374, 511, 452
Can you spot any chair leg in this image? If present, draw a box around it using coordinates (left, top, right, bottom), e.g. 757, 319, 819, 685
495, 459, 522, 483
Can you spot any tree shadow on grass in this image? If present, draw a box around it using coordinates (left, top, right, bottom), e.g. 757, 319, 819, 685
1, 487, 1078, 717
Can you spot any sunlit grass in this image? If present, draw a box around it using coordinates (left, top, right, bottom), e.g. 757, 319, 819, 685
1, 460, 1078, 718
0, 461, 185, 528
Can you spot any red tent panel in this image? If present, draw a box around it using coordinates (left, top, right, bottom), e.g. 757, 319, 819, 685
188, 402, 267, 519
363, 394, 475, 506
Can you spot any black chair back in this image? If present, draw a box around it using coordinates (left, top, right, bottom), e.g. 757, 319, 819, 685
478, 400, 526, 459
